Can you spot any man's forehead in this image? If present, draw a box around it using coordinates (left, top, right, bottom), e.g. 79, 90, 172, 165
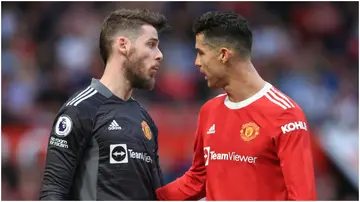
196, 33, 205, 43
195, 33, 206, 48
140, 24, 158, 39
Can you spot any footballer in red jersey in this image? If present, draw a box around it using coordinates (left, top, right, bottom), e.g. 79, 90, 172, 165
156, 11, 317, 200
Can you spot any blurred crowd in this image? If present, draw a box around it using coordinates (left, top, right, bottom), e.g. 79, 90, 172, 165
1, 2, 358, 200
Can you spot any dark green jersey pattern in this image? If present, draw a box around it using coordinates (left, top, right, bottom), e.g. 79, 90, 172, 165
39, 79, 164, 200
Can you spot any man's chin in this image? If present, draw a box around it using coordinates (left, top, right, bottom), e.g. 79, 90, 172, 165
145, 78, 155, 90
144, 82, 155, 91
148, 81, 156, 91
134, 79, 155, 91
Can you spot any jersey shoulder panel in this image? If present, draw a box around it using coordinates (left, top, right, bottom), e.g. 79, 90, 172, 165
269, 92, 308, 136
245, 85, 306, 132
261, 86, 301, 112
272, 107, 309, 139
200, 93, 227, 114
52, 86, 109, 144
276, 104, 307, 125
59, 86, 107, 119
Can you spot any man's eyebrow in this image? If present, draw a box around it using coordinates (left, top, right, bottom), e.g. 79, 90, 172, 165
195, 48, 203, 53
148, 38, 159, 42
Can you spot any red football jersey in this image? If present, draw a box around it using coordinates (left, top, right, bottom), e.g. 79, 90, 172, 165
156, 82, 317, 200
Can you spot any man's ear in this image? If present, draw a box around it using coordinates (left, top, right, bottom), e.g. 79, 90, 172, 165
219, 48, 232, 64
115, 36, 132, 56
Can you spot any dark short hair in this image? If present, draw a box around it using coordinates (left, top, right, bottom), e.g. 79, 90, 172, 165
99, 8, 168, 64
192, 11, 252, 57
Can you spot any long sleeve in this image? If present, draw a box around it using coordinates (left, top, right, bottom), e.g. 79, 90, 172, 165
155, 127, 165, 186
39, 107, 92, 200
156, 114, 206, 200
274, 109, 317, 200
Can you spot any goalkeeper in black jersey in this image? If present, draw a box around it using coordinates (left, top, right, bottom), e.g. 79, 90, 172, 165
39, 8, 168, 200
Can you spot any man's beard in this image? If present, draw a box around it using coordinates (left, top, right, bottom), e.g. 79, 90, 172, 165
124, 49, 155, 90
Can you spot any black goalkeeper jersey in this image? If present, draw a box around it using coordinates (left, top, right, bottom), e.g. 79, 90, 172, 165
39, 79, 164, 200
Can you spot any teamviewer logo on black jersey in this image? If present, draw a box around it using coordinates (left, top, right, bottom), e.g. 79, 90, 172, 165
110, 144, 128, 164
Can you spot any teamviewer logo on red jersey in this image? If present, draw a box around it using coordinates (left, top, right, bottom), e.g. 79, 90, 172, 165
204, 147, 210, 166
203, 146, 257, 165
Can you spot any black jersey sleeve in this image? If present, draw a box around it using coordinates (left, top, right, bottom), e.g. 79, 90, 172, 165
39, 106, 92, 200
154, 128, 165, 186
148, 116, 165, 187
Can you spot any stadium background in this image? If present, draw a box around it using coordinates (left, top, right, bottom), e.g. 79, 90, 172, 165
1, 1, 358, 200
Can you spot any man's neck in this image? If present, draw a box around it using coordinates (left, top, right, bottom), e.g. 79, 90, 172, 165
99, 61, 133, 101
224, 61, 266, 103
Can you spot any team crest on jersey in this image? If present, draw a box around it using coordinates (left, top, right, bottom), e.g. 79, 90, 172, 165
240, 122, 260, 141
141, 121, 152, 140
55, 115, 72, 137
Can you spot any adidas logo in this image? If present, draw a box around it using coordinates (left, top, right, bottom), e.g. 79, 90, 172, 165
207, 124, 215, 134
108, 120, 122, 130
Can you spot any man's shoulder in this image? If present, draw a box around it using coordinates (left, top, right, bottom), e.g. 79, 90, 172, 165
200, 93, 227, 114
58, 86, 105, 118
260, 86, 306, 124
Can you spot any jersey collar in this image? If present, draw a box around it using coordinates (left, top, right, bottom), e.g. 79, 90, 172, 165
90, 78, 113, 98
224, 82, 272, 110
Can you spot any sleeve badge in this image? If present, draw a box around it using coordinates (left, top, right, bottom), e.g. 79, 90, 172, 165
55, 115, 73, 137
